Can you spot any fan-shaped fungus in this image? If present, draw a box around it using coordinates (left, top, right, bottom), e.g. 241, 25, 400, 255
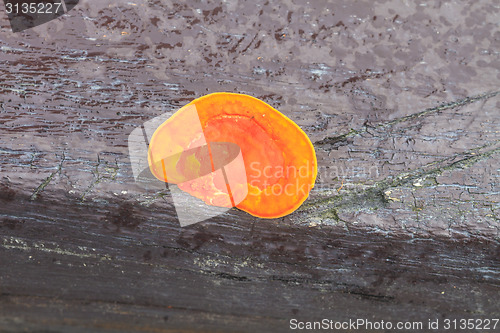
148, 93, 317, 218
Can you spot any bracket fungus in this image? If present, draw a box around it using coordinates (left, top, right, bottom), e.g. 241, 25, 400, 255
148, 93, 317, 218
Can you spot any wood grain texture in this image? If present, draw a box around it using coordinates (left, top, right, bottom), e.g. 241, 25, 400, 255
0, 0, 499, 331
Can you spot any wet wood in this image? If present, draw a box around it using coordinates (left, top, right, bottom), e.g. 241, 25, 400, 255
1, 0, 499, 332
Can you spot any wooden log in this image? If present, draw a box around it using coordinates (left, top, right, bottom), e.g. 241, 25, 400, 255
1, 0, 499, 331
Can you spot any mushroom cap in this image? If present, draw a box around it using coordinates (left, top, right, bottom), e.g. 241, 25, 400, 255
148, 92, 317, 218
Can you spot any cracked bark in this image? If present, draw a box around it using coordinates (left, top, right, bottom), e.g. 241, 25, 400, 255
80, 154, 119, 202
1, 0, 499, 332
29, 152, 65, 201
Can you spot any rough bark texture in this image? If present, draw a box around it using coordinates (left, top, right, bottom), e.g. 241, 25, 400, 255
0, 0, 499, 332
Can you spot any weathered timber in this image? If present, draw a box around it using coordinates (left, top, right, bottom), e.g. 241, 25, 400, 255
0, 0, 499, 332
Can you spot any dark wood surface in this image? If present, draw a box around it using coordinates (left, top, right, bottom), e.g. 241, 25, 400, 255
1, 0, 499, 332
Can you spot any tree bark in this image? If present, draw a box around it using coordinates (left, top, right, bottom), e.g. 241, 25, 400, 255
1, 0, 499, 332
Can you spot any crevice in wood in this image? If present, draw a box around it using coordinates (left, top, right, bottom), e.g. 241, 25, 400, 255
303, 141, 500, 223
315, 91, 500, 150
29, 152, 65, 201
80, 154, 120, 202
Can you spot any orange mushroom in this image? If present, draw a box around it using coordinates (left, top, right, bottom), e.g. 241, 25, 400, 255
147, 92, 317, 218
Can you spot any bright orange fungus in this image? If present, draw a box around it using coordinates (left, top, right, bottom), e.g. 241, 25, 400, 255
148, 92, 317, 218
